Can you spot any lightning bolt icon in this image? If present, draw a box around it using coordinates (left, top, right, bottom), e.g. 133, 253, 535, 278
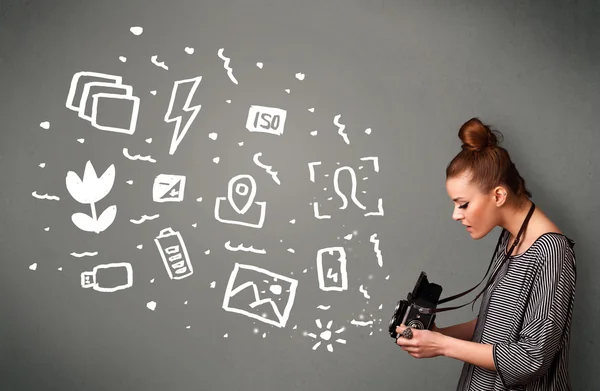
164, 76, 202, 155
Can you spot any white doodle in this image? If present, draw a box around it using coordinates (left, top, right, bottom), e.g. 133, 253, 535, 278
308, 161, 321, 182
130, 214, 159, 224
365, 128, 372, 135
224, 241, 266, 254
29, 263, 37, 271
359, 285, 370, 299
77, 138, 85, 143
364, 198, 384, 217
253, 152, 280, 185
350, 319, 373, 327
65, 161, 116, 234
316, 247, 348, 292
71, 251, 98, 258
119, 56, 127, 63
317, 305, 331, 310
153, 174, 186, 202
333, 114, 349, 144
39, 121, 50, 129
65, 71, 140, 135
151, 55, 169, 70
122, 148, 156, 163
154, 227, 193, 280
130, 26, 143, 35
334, 166, 367, 210
164, 76, 202, 155
295, 72, 305, 81
305, 319, 346, 352
360, 156, 380, 173
222, 263, 298, 328
370, 233, 383, 267
217, 48, 238, 84
185, 47, 194, 54
313, 203, 331, 219
31, 191, 60, 201
81, 262, 133, 293
246, 105, 287, 136
147, 301, 157, 311
214, 174, 266, 228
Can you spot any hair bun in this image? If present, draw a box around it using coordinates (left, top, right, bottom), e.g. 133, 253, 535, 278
458, 117, 501, 152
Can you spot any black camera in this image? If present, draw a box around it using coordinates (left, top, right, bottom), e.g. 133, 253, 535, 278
388, 272, 443, 338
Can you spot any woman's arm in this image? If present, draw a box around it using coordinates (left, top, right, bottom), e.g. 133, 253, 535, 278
442, 337, 496, 371
435, 317, 477, 341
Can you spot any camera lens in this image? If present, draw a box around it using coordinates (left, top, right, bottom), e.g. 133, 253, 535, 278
406, 319, 425, 329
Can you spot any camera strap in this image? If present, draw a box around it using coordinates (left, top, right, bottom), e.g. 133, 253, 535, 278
420, 201, 536, 314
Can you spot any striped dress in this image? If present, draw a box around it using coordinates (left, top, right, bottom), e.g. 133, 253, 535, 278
455, 229, 577, 391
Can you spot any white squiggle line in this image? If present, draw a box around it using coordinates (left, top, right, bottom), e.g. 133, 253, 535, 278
217, 48, 238, 84
32, 191, 60, 201
253, 152, 280, 185
359, 285, 370, 299
370, 233, 383, 267
151, 55, 169, 70
123, 148, 156, 163
334, 114, 349, 144
224, 241, 266, 254
130, 214, 160, 224
350, 319, 373, 327
70, 251, 98, 258
317, 305, 331, 310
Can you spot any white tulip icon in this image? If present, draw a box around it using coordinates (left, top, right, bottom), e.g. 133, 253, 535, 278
65, 161, 117, 233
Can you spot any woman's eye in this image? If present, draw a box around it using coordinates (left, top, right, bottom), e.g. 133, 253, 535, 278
458, 202, 469, 209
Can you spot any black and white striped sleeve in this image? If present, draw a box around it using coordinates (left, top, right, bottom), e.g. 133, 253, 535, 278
492, 236, 576, 388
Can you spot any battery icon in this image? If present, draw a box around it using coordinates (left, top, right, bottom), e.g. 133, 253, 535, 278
154, 227, 194, 280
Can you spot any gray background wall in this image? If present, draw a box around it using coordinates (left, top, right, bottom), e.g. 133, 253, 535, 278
1, 1, 598, 390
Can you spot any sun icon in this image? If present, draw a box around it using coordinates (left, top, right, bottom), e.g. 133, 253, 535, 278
305, 319, 346, 352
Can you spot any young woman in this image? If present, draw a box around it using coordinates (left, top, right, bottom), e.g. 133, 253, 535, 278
395, 118, 577, 391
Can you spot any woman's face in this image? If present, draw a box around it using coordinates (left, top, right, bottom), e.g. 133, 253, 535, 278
445, 173, 498, 239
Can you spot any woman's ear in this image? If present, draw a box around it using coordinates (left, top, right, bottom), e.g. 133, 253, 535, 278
493, 186, 508, 206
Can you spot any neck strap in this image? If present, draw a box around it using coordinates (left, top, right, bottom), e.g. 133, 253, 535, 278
420, 201, 536, 314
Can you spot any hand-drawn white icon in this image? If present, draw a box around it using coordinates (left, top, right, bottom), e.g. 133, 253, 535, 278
246, 105, 287, 136
253, 152, 280, 185
224, 241, 266, 254
66, 161, 116, 233
308, 157, 384, 218
164, 76, 202, 155
154, 227, 193, 280
333, 114, 349, 144
305, 319, 346, 352
217, 48, 238, 84
81, 262, 133, 293
65, 71, 140, 135
153, 174, 186, 202
316, 247, 348, 291
214, 174, 266, 228
370, 233, 383, 267
222, 263, 298, 328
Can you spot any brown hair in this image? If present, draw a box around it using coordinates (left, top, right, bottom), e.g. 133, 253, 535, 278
446, 117, 532, 199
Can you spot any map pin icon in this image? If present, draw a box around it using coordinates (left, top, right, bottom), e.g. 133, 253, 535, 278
227, 174, 256, 215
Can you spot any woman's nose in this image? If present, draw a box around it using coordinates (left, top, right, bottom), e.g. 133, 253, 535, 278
452, 209, 463, 221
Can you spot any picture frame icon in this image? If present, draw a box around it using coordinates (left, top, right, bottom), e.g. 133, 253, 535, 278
222, 263, 298, 328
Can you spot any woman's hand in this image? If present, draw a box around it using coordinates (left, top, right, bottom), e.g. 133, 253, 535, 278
395, 324, 447, 359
